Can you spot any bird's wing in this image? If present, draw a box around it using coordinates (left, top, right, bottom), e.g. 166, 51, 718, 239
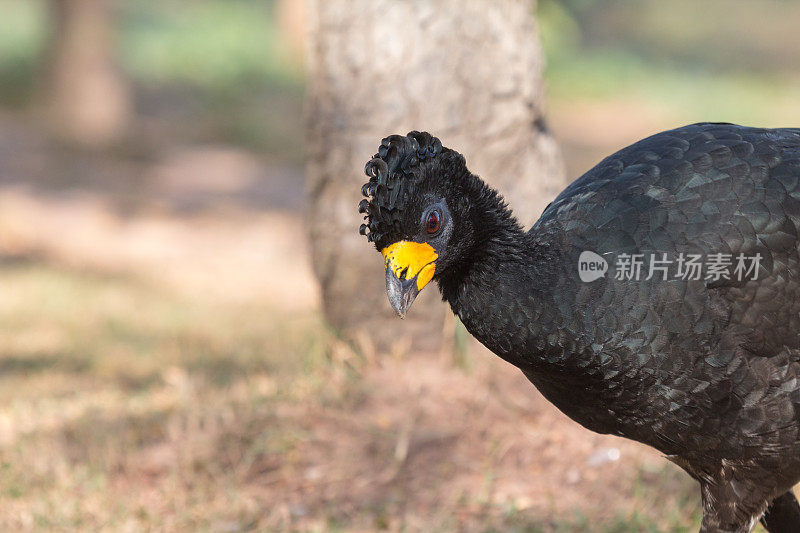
532, 122, 800, 358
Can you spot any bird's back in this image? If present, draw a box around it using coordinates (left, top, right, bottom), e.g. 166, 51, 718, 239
526, 123, 800, 478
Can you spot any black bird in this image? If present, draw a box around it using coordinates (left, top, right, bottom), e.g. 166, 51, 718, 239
358, 123, 800, 532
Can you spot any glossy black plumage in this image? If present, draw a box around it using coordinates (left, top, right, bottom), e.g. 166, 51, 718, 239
359, 123, 800, 532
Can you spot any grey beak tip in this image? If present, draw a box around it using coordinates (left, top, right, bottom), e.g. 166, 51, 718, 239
386, 266, 419, 319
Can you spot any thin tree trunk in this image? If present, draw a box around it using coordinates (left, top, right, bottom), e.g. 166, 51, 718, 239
43, 0, 130, 147
305, 0, 565, 352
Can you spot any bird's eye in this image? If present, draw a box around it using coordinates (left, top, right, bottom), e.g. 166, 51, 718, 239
426, 210, 441, 234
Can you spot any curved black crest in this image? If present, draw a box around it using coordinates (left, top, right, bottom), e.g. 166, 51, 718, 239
359, 131, 448, 246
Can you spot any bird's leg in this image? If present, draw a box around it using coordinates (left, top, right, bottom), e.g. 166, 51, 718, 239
699, 512, 758, 533
760, 491, 800, 533
699, 513, 758, 533
699, 481, 763, 533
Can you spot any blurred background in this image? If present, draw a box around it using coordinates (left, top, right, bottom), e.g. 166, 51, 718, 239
1, 0, 799, 530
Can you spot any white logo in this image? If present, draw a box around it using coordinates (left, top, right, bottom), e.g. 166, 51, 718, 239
578, 251, 608, 282
578, 250, 762, 283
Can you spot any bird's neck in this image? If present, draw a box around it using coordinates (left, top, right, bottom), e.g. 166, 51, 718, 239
435, 188, 627, 434
437, 198, 561, 370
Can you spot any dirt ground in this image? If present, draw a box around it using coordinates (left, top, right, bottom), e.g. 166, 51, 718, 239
0, 107, 711, 531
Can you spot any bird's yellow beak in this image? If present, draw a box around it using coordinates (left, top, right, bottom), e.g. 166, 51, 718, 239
381, 241, 438, 318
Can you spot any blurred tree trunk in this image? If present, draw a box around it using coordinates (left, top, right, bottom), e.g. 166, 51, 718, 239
305, 0, 564, 353
275, 0, 306, 69
42, 0, 130, 147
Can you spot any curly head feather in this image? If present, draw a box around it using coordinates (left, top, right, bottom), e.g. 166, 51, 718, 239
359, 131, 458, 247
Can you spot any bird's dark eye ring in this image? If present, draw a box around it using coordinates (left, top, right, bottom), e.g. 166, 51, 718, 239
426, 210, 441, 234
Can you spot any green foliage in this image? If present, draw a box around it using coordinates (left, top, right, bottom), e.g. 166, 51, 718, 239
118, 0, 301, 92
0, 0, 300, 103
0, 0, 46, 106
537, 0, 800, 127
0, 0, 305, 158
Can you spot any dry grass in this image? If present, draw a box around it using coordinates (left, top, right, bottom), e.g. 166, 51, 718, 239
0, 257, 705, 531
0, 259, 331, 530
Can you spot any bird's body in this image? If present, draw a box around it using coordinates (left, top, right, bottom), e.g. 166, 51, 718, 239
359, 123, 800, 532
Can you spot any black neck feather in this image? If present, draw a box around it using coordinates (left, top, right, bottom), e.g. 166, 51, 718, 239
436, 173, 526, 302
436, 175, 559, 369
